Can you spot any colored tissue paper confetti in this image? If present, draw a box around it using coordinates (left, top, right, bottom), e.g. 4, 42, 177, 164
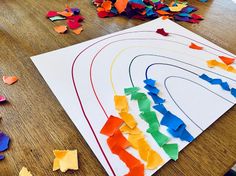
125, 164, 144, 176
0, 95, 6, 103
124, 87, 140, 95
199, 0, 208, 2
92, 0, 204, 23
119, 112, 137, 129
72, 27, 83, 35
128, 133, 144, 149
207, 59, 236, 73
147, 128, 169, 147
144, 79, 156, 87
138, 98, 151, 112
120, 125, 142, 134
168, 124, 194, 142
19, 167, 32, 176
144, 85, 159, 94
218, 56, 235, 65
100, 115, 124, 136
2, 76, 18, 85
49, 16, 66, 22
199, 74, 231, 91
231, 88, 236, 98
189, 42, 203, 50
107, 130, 131, 153
162, 143, 178, 161
53, 150, 78, 172
139, 111, 159, 127
114, 95, 129, 112
119, 149, 142, 169
54, 25, 67, 34
0, 132, 10, 152
160, 111, 184, 130
156, 28, 169, 36
0, 155, 5, 161
46, 6, 84, 34
146, 149, 163, 169
153, 104, 168, 115
148, 92, 165, 105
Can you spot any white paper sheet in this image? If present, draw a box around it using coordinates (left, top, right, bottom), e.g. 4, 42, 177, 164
31, 19, 236, 176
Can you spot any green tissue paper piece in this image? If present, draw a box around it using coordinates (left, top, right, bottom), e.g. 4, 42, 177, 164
162, 143, 179, 161
146, 122, 160, 132
49, 16, 66, 21
131, 92, 147, 100
124, 87, 140, 95
139, 111, 159, 126
138, 98, 151, 112
148, 130, 169, 147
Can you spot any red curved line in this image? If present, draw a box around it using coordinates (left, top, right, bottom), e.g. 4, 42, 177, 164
71, 30, 234, 176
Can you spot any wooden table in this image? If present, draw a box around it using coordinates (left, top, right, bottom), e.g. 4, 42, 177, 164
1, 0, 236, 175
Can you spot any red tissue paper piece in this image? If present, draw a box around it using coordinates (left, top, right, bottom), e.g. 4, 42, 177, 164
219, 56, 235, 65
156, 28, 169, 36
100, 115, 124, 136
67, 20, 81, 29
46, 11, 58, 18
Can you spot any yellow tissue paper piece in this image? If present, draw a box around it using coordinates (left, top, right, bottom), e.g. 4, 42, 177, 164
19, 167, 32, 176
207, 60, 236, 73
137, 138, 151, 161
120, 125, 142, 134
119, 112, 137, 129
146, 149, 163, 169
53, 150, 78, 172
128, 133, 144, 149
169, 3, 187, 12
114, 95, 128, 112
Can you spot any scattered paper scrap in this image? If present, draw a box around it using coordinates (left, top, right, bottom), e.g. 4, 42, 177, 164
207, 60, 236, 74
218, 56, 235, 65
54, 25, 67, 34
0, 95, 6, 103
73, 27, 83, 35
0, 155, 5, 161
0, 132, 10, 152
93, 0, 204, 23
119, 112, 137, 129
156, 28, 169, 36
2, 76, 18, 85
124, 87, 140, 95
53, 150, 78, 172
46, 6, 84, 34
19, 167, 33, 176
189, 42, 203, 50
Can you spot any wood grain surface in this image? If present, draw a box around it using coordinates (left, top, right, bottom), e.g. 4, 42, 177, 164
0, 0, 236, 175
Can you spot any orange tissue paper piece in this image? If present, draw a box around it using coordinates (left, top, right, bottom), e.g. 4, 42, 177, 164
101, 1, 112, 12
100, 115, 123, 136
146, 149, 163, 169
2, 76, 18, 85
54, 25, 67, 34
119, 112, 137, 129
218, 56, 235, 65
120, 125, 142, 134
125, 164, 145, 176
114, 95, 128, 112
107, 130, 130, 153
207, 59, 236, 73
57, 11, 73, 17
156, 10, 170, 15
114, 0, 129, 14
97, 7, 105, 12
189, 42, 203, 50
73, 27, 83, 35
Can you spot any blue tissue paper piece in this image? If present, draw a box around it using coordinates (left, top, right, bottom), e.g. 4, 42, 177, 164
210, 79, 222, 85
161, 111, 183, 130
148, 92, 165, 104
0, 132, 10, 152
180, 129, 194, 142
144, 79, 156, 87
231, 88, 236, 98
0, 155, 5, 160
168, 124, 194, 142
144, 85, 159, 94
153, 104, 168, 115
221, 82, 231, 91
